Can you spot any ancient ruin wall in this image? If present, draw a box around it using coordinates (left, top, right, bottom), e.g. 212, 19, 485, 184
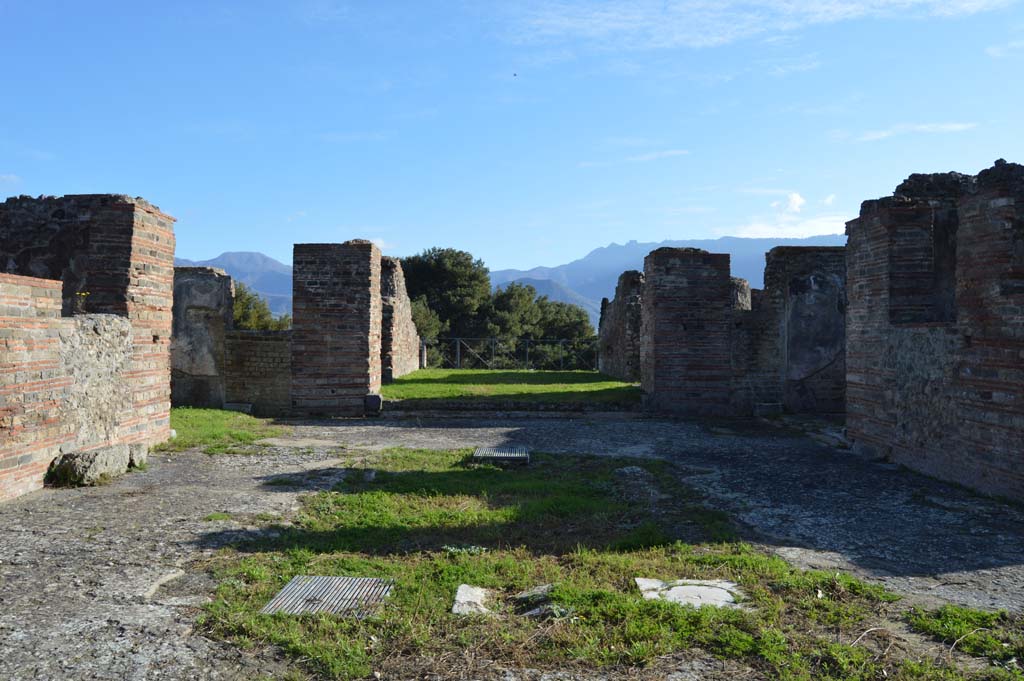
641, 249, 733, 414
291, 241, 382, 416
598, 270, 643, 382
171, 267, 233, 408
846, 161, 1024, 501
730, 277, 752, 311
224, 331, 291, 416
771, 247, 846, 413
380, 256, 421, 382
0, 196, 175, 501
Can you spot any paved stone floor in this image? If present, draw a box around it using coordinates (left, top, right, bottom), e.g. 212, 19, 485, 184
2, 414, 1023, 679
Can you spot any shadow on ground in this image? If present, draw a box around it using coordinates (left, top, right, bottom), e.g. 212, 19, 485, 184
210, 415, 1024, 609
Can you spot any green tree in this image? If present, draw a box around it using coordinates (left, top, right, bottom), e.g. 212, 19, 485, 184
410, 295, 445, 339
486, 282, 543, 340
536, 298, 594, 339
402, 248, 491, 337
233, 282, 291, 330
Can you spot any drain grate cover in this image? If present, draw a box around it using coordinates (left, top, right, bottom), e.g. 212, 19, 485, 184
260, 576, 394, 617
473, 445, 530, 464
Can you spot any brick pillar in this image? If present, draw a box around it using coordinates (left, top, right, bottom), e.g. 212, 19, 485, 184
291, 241, 382, 416
640, 248, 733, 414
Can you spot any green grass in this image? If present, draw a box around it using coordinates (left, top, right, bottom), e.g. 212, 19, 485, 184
205, 512, 234, 522
156, 407, 287, 454
198, 447, 1006, 680
380, 369, 641, 406
908, 605, 1023, 673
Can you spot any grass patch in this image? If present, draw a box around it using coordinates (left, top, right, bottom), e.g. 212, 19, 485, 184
156, 407, 286, 454
908, 605, 1024, 672
380, 369, 640, 406
197, 447, 1001, 680
205, 512, 234, 522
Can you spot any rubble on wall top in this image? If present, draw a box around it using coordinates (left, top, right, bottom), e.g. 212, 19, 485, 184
976, 158, 1024, 189
895, 171, 974, 200
2, 193, 169, 217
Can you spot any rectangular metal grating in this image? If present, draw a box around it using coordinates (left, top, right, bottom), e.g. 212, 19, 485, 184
472, 445, 530, 464
260, 576, 394, 617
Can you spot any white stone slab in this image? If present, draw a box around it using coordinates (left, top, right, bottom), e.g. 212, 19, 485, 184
634, 578, 743, 609
452, 584, 494, 615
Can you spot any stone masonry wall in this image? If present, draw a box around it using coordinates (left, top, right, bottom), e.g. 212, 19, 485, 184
770, 247, 846, 414
641, 249, 733, 414
0, 195, 175, 501
224, 331, 291, 417
598, 270, 643, 382
291, 241, 382, 416
171, 267, 233, 408
846, 160, 1024, 501
380, 256, 421, 382
637, 246, 845, 416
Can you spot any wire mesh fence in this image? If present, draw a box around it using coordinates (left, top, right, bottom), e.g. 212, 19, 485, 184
423, 337, 599, 371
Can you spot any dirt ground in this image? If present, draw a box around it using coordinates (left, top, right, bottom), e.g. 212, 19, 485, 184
2, 413, 1022, 680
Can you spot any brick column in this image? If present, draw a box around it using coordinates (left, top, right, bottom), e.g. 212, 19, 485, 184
291, 241, 382, 416
640, 248, 733, 414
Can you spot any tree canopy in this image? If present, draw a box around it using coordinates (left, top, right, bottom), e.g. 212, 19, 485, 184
401, 248, 594, 341
233, 282, 291, 331
401, 248, 491, 337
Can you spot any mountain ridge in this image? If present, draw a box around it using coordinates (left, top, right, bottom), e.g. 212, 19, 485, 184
176, 234, 847, 325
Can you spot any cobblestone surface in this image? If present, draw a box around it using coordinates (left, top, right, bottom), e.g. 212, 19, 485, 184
2, 414, 1022, 679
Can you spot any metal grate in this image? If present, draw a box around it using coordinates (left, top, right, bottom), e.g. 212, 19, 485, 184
472, 445, 530, 464
260, 576, 394, 617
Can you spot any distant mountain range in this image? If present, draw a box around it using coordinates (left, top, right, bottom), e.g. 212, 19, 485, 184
174, 252, 293, 315
176, 234, 847, 324
491, 234, 847, 326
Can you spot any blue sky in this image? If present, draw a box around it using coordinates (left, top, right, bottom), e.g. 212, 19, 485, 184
2, 1, 1022, 270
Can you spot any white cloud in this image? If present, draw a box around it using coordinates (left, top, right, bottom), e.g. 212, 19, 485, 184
785, 192, 806, 213
286, 210, 307, 223
369, 237, 396, 251
726, 212, 849, 238
511, 1, 1013, 50
626, 149, 689, 162
823, 193, 837, 206
0, 173, 20, 184
986, 39, 1024, 57
858, 122, 977, 141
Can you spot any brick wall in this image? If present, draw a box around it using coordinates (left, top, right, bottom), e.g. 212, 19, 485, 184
641, 248, 734, 414
0, 274, 68, 500
224, 330, 291, 416
846, 160, 1024, 501
291, 241, 382, 416
0, 195, 175, 501
380, 256, 421, 382
598, 270, 643, 382
636, 246, 845, 416
171, 267, 234, 408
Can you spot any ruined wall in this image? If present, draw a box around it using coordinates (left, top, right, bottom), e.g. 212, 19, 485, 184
0, 274, 67, 500
636, 246, 845, 416
641, 249, 734, 414
0, 195, 175, 501
291, 241, 382, 416
770, 247, 846, 414
380, 256, 421, 382
224, 331, 291, 416
847, 161, 1024, 501
730, 277, 752, 311
171, 267, 233, 408
598, 270, 643, 382
0, 278, 149, 499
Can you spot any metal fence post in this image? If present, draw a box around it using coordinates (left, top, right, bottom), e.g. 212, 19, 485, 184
454, 338, 461, 369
